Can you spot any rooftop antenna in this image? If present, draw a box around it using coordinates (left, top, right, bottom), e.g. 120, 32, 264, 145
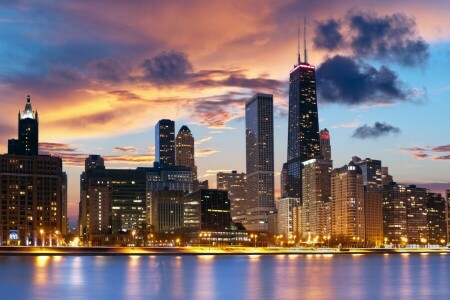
297, 16, 301, 65
304, 16, 308, 64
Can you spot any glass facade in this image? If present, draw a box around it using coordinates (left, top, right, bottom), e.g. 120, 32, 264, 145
286, 63, 320, 201
155, 119, 175, 166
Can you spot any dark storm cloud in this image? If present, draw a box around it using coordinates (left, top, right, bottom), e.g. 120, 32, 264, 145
316, 55, 407, 105
89, 58, 130, 82
433, 155, 450, 160
313, 19, 343, 50
141, 50, 193, 84
313, 11, 429, 66
352, 122, 400, 139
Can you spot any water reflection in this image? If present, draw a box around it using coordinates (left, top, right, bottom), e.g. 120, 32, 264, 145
0, 254, 448, 299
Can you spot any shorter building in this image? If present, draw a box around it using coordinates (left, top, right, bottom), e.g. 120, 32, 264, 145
0, 154, 64, 246
217, 170, 246, 219
183, 189, 231, 233
277, 198, 300, 238
364, 190, 383, 247
382, 182, 407, 246
148, 190, 184, 234
427, 192, 447, 246
331, 162, 365, 247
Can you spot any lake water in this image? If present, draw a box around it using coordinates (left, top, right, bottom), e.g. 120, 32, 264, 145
0, 254, 448, 299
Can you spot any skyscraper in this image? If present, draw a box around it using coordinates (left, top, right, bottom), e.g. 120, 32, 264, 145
176, 125, 197, 180
426, 192, 447, 246
319, 129, 331, 161
382, 182, 407, 246
245, 93, 275, 232
155, 119, 175, 166
285, 47, 320, 201
2, 96, 64, 246
352, 157, 383, 247
8, 95, 39, 156
300, 159, 332, 240
217, 171, 247, 220
331, 162, 365, 246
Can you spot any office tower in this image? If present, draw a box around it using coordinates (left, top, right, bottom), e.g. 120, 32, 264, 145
217, 171, 246, 219
319, 129, 331, 161
149, 190, 185, 233
331, 162, 365, 246
0, 155, 64, 246
245, 93, 274, 232
382, 182, 407, 246
352, 157, 383, 247
194, 180, 209, 190
176, 125, 197, 180
155, 119, 175, 166
300, 159, 332, 240
146, 163, 193, 193
426, 192, 447, 245
183, 189, 231, 233
1, 98, 64, 246
277, 198, 300, 238
280, 163, 288, 198
285, 48, 320, 201
61, 172, 68, 235
8, 95, 39, 156
447, 190, 450, 246
405, 185, 428, 245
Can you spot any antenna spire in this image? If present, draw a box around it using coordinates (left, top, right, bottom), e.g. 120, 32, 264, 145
304, 16, 308, 63
297, 16, 301, 65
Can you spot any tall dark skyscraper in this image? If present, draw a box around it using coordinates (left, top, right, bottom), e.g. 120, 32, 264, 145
319, 128, 331, 161
245, 93, 274, 232
8, 95, 39, 156
155, 119, 175, 166
285, 40, 320, 201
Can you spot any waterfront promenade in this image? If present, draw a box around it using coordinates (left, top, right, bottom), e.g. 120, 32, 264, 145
0, 246, 449, 256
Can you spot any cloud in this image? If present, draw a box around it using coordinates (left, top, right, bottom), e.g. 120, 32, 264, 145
331, 120, 361, 128
352, 122, 400, 139
195, 136, 212, 145
141, 50, 192, 84
313, 19, 343, 50
88, 58, 130, 82
317, 55, 409, 105
433, 155, 450, 160
196, 148, 219, 158
313, 10, 429, 66
113, 146, 136, 153
39, 142, 78, 153
403, 144, 450, 161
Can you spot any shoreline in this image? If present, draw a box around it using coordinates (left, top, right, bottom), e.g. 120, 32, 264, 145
0, 246, 449, 256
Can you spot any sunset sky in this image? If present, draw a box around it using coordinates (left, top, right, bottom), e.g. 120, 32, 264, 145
1, 0, 449, 226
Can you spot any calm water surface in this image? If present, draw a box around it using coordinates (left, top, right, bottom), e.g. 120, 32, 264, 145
0, 254, 448, 299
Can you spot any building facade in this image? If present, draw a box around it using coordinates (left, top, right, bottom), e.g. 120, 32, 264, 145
319, 129, 331, 161
301, 159, 332, 240
8, 95, 39, 156
331, 162, 365, 246
285, 60, 320, 201
216, 171, 246, 220
155, 119, 175, 166
175, 125, 197, 181
426, 192, 447, 246
0, 155, 63, 245
245, 93, 275, 232
277, 197, 300, 238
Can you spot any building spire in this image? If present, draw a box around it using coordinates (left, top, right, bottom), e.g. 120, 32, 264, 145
297, 16, 301, 65
304, 16, 308, 64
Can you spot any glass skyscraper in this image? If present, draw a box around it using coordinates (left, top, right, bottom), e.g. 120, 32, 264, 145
286, 61, 320, 202
245, 93, 274, 232
155, 119, 175, 166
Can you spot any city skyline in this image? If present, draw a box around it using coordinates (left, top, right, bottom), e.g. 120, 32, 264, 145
1, 1, 449, 226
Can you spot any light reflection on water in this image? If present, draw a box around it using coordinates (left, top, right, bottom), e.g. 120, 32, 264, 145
0, 254, 448, 299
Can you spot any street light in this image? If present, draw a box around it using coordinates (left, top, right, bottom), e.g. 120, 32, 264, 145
132, 230, 136, 247
250, 234, 258, 247
40, 229, 44, 247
